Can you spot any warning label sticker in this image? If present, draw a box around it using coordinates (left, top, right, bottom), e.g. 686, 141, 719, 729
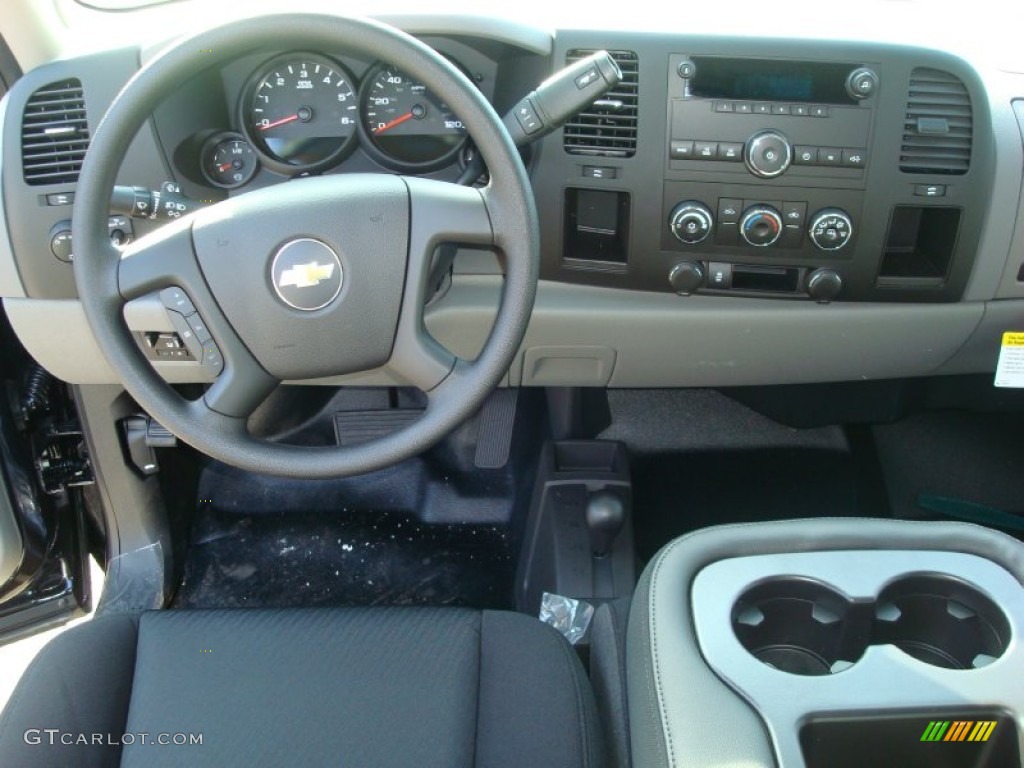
994, 332, 1024, 388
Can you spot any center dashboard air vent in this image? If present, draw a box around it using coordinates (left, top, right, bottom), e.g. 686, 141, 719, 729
900, 68, 972, 175
563, 50, 638, 158
21, 78, 90, 186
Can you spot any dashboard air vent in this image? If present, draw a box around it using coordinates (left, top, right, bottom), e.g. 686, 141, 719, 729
21, 78, 90, 186
563, 50, 638, 158
900, 68, 972, 175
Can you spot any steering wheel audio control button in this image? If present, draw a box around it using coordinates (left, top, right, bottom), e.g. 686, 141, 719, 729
270, 238, 344, 312
160, 287, 196, 316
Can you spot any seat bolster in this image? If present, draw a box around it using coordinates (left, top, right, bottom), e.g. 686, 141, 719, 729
476, 610, 606, 768
0, 613, 139, 768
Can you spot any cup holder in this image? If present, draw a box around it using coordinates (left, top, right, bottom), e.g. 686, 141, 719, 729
733, 574, 1013, 675
732, 579, 871, 676
873, 574, 1011, 670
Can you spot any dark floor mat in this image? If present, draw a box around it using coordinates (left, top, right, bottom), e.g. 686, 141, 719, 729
173, 505, 513, 609
873, 411, 1024, 533
597, 390, 885, 561
630, 446, 866, 562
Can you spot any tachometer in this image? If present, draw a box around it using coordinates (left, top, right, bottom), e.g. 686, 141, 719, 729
244, 54, 358, 173
359, 64, 468, 171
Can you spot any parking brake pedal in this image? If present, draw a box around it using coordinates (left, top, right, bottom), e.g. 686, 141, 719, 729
121, 416, 178, 477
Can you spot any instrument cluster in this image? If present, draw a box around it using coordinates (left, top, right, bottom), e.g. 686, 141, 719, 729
201, 51, 470, 189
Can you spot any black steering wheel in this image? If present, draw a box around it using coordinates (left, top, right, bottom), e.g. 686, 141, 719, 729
72, 14, 539, 478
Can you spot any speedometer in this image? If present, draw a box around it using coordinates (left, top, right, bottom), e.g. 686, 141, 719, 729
244, 53, 358, 174
359, 64, 468, 171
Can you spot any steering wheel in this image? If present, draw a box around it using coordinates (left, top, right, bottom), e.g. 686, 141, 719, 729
72, 14, 539, 478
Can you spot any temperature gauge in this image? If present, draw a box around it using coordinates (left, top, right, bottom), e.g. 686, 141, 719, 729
201, 133, 258, 189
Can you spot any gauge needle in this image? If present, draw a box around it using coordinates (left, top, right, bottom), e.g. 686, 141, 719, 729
259, 114, 300, 131
216, 162, 234, 172
373, 112, 414, 134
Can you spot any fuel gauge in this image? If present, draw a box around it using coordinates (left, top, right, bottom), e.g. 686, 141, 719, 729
202, 133, 258, 189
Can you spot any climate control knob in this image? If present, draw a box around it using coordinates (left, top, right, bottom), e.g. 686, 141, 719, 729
745, 131, 792, 178
739, 205, 783, 247
808, 209, 853, 251
669, 201, 713, 245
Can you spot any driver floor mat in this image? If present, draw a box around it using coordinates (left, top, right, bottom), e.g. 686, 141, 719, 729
172, 505, 514, 610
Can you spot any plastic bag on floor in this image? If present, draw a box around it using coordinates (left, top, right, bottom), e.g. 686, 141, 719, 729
539, 592, 594, 645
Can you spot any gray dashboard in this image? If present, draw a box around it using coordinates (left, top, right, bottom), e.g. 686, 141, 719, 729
2, 16, 1023, 388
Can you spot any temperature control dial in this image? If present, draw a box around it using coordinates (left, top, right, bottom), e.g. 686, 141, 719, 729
745, 131, 792, 178
740, 205, 783, 247
669, 201, 713, 245
808, 209, 853, 251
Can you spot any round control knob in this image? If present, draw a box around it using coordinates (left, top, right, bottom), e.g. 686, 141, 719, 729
846, 68, 879, 100
669, 201, 713, 245
739, 205, 783, 247
806, 268, 843, 303
808, 209, 853, 251
669, 261, 705, 295
744, 131, 792, 178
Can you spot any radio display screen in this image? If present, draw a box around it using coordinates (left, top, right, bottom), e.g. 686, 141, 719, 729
800, 712, 1020, 768
689, 57, 858, 104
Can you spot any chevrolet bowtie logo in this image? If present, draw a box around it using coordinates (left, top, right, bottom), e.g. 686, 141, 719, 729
277, 261, 336, 289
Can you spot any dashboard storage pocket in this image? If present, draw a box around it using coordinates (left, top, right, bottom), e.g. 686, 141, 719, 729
873, 574, 1011, 670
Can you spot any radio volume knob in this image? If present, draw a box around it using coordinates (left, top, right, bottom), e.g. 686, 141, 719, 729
744, 131, 792, 178
739, 205, 783, 247
808, 209, 853, 251
669, 201, 713, 245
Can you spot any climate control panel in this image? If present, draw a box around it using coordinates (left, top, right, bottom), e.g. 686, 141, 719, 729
666, 196, 855, 254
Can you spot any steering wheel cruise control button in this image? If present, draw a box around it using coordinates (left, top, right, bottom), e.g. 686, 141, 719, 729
270, 238, 344, 311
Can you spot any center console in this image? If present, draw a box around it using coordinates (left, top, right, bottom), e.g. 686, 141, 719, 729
626, 519, 1024, 768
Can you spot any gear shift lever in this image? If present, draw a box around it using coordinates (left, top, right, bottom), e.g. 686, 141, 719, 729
585, 490, 626, 557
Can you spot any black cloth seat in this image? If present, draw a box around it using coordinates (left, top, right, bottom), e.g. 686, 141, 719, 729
0, 607, 604, 768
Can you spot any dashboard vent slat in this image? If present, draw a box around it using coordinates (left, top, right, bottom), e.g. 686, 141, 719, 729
21, 79, 90, 186
563, 50, 639, 158
900, 68, 972, 175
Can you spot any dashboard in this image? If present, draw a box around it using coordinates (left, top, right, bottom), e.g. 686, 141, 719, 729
2, 15, 1024, 390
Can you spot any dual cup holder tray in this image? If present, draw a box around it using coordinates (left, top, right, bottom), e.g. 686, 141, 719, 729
692, 550, 1024, 768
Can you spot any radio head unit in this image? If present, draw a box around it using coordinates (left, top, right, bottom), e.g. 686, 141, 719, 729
685, 56, 867, 105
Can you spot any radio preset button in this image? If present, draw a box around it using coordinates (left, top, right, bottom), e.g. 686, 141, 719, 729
734, 102, 753, 113
754, 103, 771, 114
714, 101, 735, 112
791, 104, 810, 116
771, 104, 791, 115
745, 131, 792, 178
810, 105, 829, 118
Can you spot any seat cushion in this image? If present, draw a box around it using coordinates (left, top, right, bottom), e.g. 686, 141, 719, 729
0, 607, 604, 768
